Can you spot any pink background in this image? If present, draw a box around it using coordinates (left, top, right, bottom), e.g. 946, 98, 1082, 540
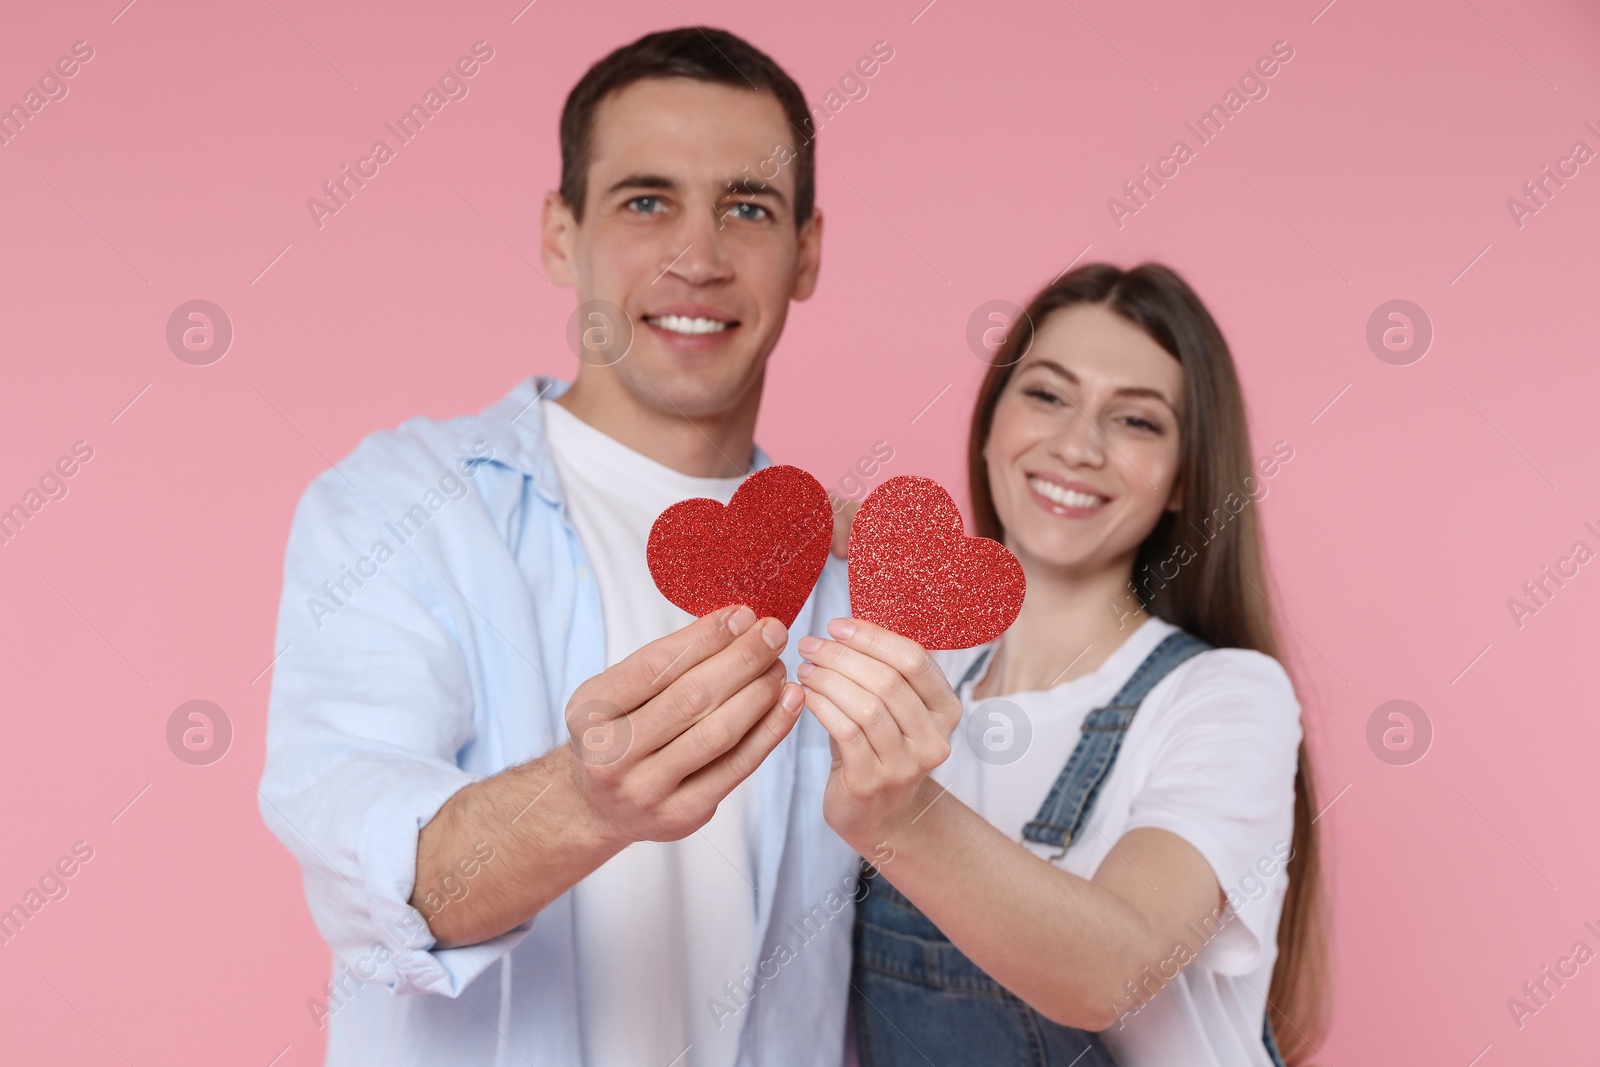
3, 0, 1598, 1062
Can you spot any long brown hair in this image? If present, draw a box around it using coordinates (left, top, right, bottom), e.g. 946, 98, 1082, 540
967, 262, 1327, 1060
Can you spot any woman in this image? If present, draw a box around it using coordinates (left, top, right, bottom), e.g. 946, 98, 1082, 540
792, 263, 1325, 1065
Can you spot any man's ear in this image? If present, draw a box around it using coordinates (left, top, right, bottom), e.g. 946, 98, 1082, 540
541, 190, 578, 286
790, 207, 823, 302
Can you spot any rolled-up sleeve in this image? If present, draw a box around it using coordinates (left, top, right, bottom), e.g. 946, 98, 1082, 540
258, 457, 534, 997
1120, 650, 1302, 977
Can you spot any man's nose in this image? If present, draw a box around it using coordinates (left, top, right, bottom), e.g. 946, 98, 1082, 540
654, 204, 734, 287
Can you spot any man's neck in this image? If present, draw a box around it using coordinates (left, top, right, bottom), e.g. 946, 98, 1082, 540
553, 374, 759, 478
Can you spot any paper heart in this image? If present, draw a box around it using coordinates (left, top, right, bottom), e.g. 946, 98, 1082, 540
647, 464, 832, 628
848, 475, 1025, 650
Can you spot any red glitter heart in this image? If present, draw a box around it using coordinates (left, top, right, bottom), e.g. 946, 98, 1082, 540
647, 464, 832, 628
848, 475, 1025, 650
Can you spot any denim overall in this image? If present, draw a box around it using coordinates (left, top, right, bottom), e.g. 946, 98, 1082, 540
851, 630, 1291, 1067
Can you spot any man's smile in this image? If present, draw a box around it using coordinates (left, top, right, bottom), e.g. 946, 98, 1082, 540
641, 303, 742, 346
645, 314, 732, 335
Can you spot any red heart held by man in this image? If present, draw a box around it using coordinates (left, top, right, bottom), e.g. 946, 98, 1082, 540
647, 464, 832, 628
848, 475, 1025, 650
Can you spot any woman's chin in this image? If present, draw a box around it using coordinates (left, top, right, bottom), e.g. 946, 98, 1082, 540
1003, 532, 1098, 577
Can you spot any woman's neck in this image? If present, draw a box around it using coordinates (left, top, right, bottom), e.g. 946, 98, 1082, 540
971, 553, 1150, 700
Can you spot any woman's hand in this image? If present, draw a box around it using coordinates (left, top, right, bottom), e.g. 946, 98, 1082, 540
795, 617, 963, 849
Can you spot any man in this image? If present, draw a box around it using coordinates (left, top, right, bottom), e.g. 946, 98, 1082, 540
259, 28, 861, 1067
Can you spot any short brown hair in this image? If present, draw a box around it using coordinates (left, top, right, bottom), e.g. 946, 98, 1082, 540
558, 27, 815, 226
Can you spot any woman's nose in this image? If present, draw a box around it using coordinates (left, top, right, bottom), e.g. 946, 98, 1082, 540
1047, 406, 1106, 467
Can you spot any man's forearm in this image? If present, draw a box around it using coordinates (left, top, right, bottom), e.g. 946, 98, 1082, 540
412, 743, 624, 949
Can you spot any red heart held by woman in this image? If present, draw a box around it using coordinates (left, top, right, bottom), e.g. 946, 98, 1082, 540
647, 464, 832, 628
848, 475, 1025, 650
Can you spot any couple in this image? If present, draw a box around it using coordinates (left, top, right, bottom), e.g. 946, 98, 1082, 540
258, 26, 1323, 1067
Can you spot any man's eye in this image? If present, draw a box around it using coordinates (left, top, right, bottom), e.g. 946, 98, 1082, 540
627, 196, 664, 214
727, 202, 770, 222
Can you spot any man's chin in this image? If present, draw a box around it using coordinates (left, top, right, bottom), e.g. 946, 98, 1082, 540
621, 351, 764, 421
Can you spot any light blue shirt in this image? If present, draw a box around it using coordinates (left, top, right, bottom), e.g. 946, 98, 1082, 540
258, 375, 859, 1066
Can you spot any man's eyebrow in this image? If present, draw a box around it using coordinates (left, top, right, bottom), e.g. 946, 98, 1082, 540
602, 173, 679, 198
721, 178, 789, 207
1028, 358, 1177, 408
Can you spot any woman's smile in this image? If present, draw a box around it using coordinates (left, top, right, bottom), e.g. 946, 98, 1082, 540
1023, 470, 1112, 519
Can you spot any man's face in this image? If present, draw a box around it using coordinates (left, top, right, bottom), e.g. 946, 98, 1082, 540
543, 77, 821, 420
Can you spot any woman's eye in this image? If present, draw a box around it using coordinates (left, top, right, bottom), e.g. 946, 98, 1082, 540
1022, 386, 1062, 405
627, 196, 664, 214
1123, 415, 1163, 433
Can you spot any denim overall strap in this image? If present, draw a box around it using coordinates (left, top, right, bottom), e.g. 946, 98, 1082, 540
1020, 630, 1212, 855
954, 645, 995, 693
859, 633, 1290, 1065
1005, 627, 1289, 1067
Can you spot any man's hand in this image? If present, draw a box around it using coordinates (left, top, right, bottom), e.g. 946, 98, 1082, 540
412, 604, 801, 949
564, 604, 801, 847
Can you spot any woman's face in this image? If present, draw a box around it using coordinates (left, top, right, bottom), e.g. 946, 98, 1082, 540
985, 303, 1185, 576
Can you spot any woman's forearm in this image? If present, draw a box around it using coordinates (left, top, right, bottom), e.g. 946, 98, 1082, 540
858, 778, 1182, 1029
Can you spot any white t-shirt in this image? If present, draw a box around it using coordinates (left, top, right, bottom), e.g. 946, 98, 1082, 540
929, 615, 1302, 1067
544, 399, 762, 1067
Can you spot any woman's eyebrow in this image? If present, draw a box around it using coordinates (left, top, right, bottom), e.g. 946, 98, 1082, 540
1027, 358, 1177, 409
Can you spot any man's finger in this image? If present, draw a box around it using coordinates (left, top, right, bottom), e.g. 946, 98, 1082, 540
629, 615, 789, 754
571, 605, 756, 723
648, 659, 787, 784
676, 682, 806, 810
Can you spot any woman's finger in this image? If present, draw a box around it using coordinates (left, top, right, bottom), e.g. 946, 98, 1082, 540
800, 680, 880, 766
825, 617, 962, 737
799, 664, 903, 764
797, 635, 930, 740
826, 617, 955, 707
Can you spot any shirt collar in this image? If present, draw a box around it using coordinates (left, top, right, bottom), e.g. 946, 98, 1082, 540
455, 375, 775, 504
